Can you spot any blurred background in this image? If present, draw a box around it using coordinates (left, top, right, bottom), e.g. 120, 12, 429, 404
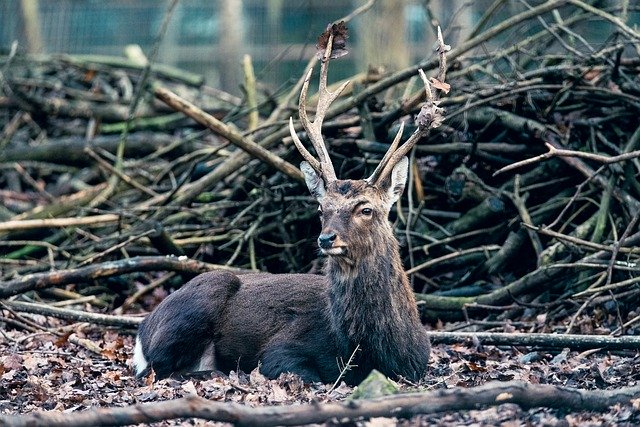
4, 0, 636, 96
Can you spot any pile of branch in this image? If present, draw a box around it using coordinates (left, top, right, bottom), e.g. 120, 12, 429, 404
1, 1, 640, 344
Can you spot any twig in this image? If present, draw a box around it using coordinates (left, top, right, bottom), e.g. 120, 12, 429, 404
329, 344, 360, 393
153, 85, 303, 182
523, 223, 639, 254
574, 275, 640, 297
566, 282, 604, 334
566, 0, 640, 43
429, 331, 640, 349
84, 147, 159, 197
77, 229, 155, 266
116, 272, 175, 313
546, 165, 606, 230
495, 142, 640, 176
510, 175, 543, 258
406, 245, 501, 275
605, 210, 640, 286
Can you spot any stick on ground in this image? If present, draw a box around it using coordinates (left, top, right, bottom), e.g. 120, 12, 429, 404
2, 380, 638, 427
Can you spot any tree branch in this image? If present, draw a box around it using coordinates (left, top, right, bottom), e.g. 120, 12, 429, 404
429, 331, 640, 350
0, 256, 247, 298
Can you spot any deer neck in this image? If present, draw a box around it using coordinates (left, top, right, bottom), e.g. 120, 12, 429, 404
324, 229, 421, 353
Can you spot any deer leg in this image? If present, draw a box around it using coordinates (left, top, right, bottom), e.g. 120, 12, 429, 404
259, 341, 323, 383
134, 271, 241, 379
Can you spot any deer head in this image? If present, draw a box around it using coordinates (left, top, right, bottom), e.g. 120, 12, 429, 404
288, 28, 446, 268
300, 157, 408, 267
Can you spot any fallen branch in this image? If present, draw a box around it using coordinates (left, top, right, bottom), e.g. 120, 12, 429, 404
0, 132, 181, 166
0, 256, 247, 298
417, 230, 640, 320
2, 380, 638, 427
153, 84, 304, 182
2, 300, 141, 328
0, 214, 120, 232
523, 223, 640, 254
429, 331, 640, 350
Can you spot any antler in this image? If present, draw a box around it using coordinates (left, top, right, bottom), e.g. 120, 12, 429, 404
367, 26, 450, 186
289, 31, 349, 183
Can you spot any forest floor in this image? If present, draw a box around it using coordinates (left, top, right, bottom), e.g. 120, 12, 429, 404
2, 319, 639, 426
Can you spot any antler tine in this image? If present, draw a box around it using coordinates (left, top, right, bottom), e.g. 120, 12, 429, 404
372, 127, 425, 186
296, 33, 350, 183
369, 72, 434, 187
288, 117, 321, 173
366, 121, 405, 185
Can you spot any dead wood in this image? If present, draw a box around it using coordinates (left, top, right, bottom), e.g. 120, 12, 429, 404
2, 300, 141, 328
0, 214, 120, 232
153, 84, 304, 182
0, 132, 185, 166
429, 331, 640, 351
2, 380, 638, 427
0, 256, 246, 298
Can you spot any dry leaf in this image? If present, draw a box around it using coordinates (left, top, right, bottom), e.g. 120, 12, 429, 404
144, 368, 156, 387
2, 354, 23, 370
316, 21, 348, 59
54, 331, 72, 347
430, 77, 450, 94
181, 380, 198, 395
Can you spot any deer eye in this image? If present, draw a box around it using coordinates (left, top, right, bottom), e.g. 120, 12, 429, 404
317, 207, 323, 216
361, 207, 373, 216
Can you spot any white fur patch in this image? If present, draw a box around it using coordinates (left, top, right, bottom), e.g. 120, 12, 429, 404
197, 341, 217, 371
322, 247, 345, 256
132, 336, 148, 376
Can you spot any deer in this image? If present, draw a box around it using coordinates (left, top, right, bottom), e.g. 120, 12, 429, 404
133, 23, 447, 385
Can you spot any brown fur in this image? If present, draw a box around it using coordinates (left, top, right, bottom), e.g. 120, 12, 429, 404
134, 167, 430, 384
317, 179, 430, 383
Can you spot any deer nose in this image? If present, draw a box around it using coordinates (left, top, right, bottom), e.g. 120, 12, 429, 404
318, 232, 337, 249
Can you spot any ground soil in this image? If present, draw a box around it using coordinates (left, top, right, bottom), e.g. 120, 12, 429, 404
2, 321, 639, 426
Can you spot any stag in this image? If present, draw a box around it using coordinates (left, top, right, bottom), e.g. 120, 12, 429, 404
133, 24, 447, 385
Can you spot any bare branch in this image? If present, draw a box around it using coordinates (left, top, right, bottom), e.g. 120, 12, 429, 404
522, 223, 638, 254
0, 214, 120, 232
0, 256, 248, 298
494, 142, 640, 176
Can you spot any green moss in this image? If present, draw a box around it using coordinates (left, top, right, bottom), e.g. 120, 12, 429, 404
350, 370, 399, 400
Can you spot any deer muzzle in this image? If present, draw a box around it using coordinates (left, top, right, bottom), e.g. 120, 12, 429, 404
318, 232, 346, 255
318, 232, 336, 249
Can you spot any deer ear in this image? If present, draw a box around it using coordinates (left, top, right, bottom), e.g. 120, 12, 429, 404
301, 161, 326, 200
386, 156, 409, 205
